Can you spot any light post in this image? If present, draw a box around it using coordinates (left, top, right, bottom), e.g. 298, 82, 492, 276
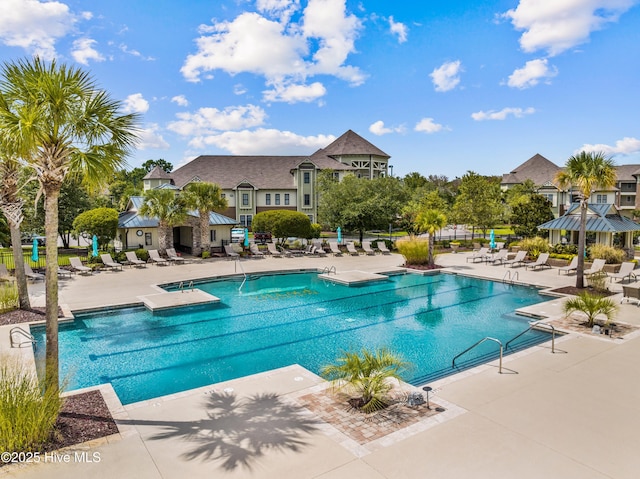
389, 164, 393, 177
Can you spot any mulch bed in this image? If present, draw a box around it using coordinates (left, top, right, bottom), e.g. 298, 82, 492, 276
550, 286, 616, 298
403, 264, 444, 271
0, 307, 64, 326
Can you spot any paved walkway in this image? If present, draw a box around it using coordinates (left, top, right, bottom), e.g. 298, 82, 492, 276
3, 251, 640, 478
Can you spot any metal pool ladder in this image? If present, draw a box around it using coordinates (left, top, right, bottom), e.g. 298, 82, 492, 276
506, 321, 557, 353
321, 265, 336, 274
452, 337, 503, 373
502, 270, 519, 284
178, 280, 194, 292
10, 326, 37, 349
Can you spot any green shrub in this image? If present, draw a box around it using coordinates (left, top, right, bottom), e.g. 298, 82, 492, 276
520, 237, 550, 260
551, 243, 578, 255
549, 253, 575, 261
589, 244, 625, 264
396, 237, 430, 265
134, 249, 149, 261
201, 251, 211, 259
0, 356, 63, 452
0, 283, 19, 313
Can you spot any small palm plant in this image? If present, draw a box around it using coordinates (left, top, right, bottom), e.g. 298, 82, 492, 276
320, 348, 410, 414
562, 292, 618, 328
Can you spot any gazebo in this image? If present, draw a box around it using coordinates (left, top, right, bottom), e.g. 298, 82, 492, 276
538, 203, 640, 253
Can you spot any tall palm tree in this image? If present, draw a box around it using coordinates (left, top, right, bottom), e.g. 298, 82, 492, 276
0, 57, 139, 394
0, 150, 30, 309
416, 208, 447, 267
139, 189, 187, 253
181, 182, 227, 256
554, 152, 617, 288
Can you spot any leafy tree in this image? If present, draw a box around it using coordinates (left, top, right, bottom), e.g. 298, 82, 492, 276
555, 152, 617, 288
563, 292, 618, 328
72, 208, 119, 250
400, 191, 447, 235
511, 194, 554, 238
181, 181, 227, 256
139, 189, 186, 252
451, 171, 502, 238
252, 210, 311, 242
415, 208, 447, 267
321, 348, 409, 414
403, 172, 428, 191
142, 159, 173, 173
0, 57, 139, 394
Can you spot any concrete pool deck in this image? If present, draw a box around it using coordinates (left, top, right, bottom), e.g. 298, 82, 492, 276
4, 251, 640, 478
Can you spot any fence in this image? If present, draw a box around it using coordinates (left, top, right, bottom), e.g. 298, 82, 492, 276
0, 249, 90, 272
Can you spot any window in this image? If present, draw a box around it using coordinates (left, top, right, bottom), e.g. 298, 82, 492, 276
221, 193, 225, 199
542, 193, 554, 205
307, 215, 314, 223
275, 194, 280, 205
246, 214, 252, 227
144, 232, 152, 246
303, 172, 310, 184
210, 230, 216, 242
240, 214, 253, 227
284, 194, 290, 205
304, 194, 310, 206
596, 194, 608, 204
242, 193, 249, 206
333, 172, 340, 180
265, 193, 271, 205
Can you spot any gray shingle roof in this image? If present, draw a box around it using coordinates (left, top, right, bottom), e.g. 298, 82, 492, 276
614, 164, 640, 181
322, 129, 390, 158
143, 165, 173, 180
501, 154, 561, 186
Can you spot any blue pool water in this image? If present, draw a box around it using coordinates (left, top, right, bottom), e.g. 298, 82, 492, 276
32, 272, 552, 405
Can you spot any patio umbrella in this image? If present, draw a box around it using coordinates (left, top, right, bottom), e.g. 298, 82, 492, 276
337, 227, 342, 244
244, 228, 249, 248
31, 238, 39, 262
92, 235, 99, 258
489, 230, 496, 249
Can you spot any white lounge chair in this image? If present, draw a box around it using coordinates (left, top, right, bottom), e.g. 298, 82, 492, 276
503, 250, 527, 268
166, 248, 186, 264
558, 256, 578, 275
224, 244, 240, 259
249, 243, 265, 258
489, 249, 509, 265
328, 241, 343, 256
100, 254, 123, 271
584, 259, 606, 276
266, 242, 283, 257
525, 252, 551, 271
466, 247, 489, 263
125, 251, 147, 267
608, 261, 637, 284
148, 249, 169, 265
69, 257, 92, 275
24, 263, 45, 281
346, 242, 360, 256
621, 284, 640, 306
312, 242, 327, 257
362, 241, 376, 255
376, 242, 391, 255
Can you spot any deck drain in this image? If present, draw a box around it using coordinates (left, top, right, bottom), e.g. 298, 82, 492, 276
223, 387, 234, 393
293, 376, 304, 382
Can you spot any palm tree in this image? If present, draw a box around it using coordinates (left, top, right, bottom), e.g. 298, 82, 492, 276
139, 189, 187, 253
320, 348, 409, 414
181, 182, 227, 256
554, 152, 617, 288
416, 208, 447, 267
0, 150, 30, 309
0, 57, 139, 394
563, 292, 618, 328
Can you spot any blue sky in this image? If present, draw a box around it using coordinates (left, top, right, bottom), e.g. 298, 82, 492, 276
1, 0, 639, 179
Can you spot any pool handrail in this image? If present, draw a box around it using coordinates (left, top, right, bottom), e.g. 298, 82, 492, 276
452, 336, 503, 373
505, 321, 556, 353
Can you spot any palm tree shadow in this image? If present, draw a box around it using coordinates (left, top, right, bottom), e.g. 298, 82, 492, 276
121, 391, 320, 471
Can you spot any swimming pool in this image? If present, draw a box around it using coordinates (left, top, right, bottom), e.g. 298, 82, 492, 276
31, 271, 553, 405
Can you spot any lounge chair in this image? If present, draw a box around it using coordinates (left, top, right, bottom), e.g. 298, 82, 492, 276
584, 259, 606, 277
489, 249, 509, 265
148, 249, 169, 265
525, 252, 551, 271
166, 248, 186, 264
69, 257, 92, 275
57, 268, 72, 278
125, 251, 147, 268
249, 243, 265, 258
362, 241, 376, 255
328, 241, 343, 256
266, 242, 283, 257
621, 284, 640, 306
466, 247, 489, 263
472, 242, 482, 252
503, 250, 527, 268
24, 262, 45, 281
608, 261, 637, 284
224, 244, 240, 259
346, 242, 360, 256
312, 242, 327, 257
376, 242, 391, 255
100, 254, 123, 271
495, 242, 505, 251
558, 256, 578, 275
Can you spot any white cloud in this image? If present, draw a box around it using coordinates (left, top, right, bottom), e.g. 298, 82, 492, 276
414, 118, 446, 134
189, 128, 335, 155
119, 43, 155, 61
578, 137, 640, 156
171, 95, 189, 107
263, 81, 326, 103
71, 38, 104, 65
181, 0, 364, 101
502, 0, 635, 56
136, 124, 170, 150
369, 120, 404, 136
430, 60, 463, 92
389, 16, 408, 43
123, 93, 150, 114
0, 0, 78, 59
234, 84, 248, 95
471, 107, 536, 121
506, 58, 557, 89
167, 104, 267, 137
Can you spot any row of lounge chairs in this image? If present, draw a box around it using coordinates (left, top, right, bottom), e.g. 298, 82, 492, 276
224, 240, 392, 259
